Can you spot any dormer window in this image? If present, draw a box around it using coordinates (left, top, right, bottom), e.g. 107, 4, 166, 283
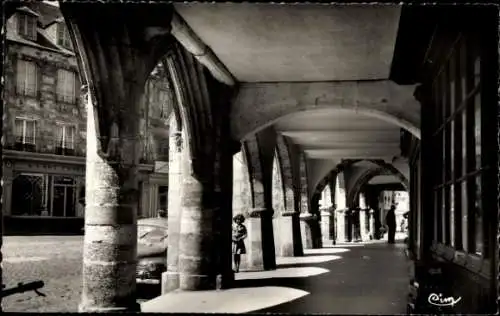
17, 12, 37, 41
57, 22, 72, 49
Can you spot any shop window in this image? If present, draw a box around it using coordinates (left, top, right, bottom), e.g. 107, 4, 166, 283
11, 174, 47, 216
50, 176, 77, 217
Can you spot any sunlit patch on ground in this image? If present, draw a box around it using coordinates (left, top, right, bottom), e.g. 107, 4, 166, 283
303, 247, 350, 255
141, 286, 309, 313
277, 254, 342, 265
236, 266, 330, 280
3, 256, 50, 263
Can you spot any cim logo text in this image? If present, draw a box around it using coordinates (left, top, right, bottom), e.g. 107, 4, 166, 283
428, 293, 461, 307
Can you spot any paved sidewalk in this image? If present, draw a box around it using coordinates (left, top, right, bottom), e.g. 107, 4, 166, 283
142, 240, 409, 314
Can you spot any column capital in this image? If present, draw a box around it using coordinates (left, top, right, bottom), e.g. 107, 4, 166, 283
320, 210, 332, 217
299, 212, 319, 221
299, 212, 313, 220
247, 207, 272, 218
336, 208, 348, 214
281, 210, 297, 217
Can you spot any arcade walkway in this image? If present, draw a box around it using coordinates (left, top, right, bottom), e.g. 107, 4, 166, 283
142, 237, 409, 314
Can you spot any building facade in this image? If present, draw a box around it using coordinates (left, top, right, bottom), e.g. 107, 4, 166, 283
2, 3, 171, 234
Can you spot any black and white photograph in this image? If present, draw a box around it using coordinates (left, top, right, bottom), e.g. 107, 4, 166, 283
0, 1, 498, 314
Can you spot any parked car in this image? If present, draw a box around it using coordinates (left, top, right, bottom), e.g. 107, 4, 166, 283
136, 217, 168, 285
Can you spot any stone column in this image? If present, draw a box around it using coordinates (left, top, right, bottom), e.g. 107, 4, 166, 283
177, 160, 216, 290
273, 213, 282, 257
162, 120, 183, 293
80, 88, 142, 312
369, 209, 376, 240
53, 3, 176, 312
336, 209, 346, 242
240, 207, 266, 271
299, 213, 314, 249
345, 210, 352, 242
276, 210, 296, 256
321, 208, 333, 245
359, 209, 369, 241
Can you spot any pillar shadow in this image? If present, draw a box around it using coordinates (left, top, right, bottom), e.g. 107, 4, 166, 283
137, 283, 161, 300
232, 241, 409, 314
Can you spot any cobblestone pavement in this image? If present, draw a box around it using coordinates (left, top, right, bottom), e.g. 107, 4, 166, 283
1, 236, 84, 312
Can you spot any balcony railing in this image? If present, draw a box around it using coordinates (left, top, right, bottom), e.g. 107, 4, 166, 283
3, 135, 162, 163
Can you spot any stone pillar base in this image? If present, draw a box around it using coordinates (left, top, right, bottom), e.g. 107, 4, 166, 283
320, 209, 333, 245
278, 212, 295, 257
335, 209, 347, 242
161, 271, 180, 294
239, 208, 265, 272
179, 273, 215, 291
299, 213, 314, 249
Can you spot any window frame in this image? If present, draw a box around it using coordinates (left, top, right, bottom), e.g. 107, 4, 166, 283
56, 124, 76, 150
17, 13, 37, 40
14, 118, 37, 145
57, 22, 72, 49
16, 59, 38, 97
56, 68, 77, 104
430, 33, 486, 258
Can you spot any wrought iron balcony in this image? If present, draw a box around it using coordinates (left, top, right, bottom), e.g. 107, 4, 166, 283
3, 135, 164, 163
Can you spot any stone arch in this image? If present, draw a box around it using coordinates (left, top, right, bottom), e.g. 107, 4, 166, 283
347, 165, 407, 208
311, 160, 362, 210
272, 150, 286, 257
233, 149, 252, 216
275, 134, 295, 212
272, 149, 286, 214
368, 160, 409, 190
231, 81, 421, 141
242, 135, 265, 210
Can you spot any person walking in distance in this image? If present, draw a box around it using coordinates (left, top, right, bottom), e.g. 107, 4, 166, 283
232, 214, 247, 273
386, 205, 397, 244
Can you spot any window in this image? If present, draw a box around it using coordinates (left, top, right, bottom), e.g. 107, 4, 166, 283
57, 69, 76, 103
11, 174, 47, 216
55, 124, 76, 154
16, 60, 38, 97
15, 118, 36, 145
430, 35, 486, 257
57, 22, 72, 49
17, 13, 36, 40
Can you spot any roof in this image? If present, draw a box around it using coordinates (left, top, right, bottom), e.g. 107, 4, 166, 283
17, 6, 40, 17
26, 2, 63, 28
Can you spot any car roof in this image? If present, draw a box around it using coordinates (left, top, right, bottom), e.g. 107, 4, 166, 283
138, 217, 168, 228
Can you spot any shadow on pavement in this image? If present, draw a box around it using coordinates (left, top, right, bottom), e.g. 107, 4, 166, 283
233, 241, 409, 314
137, 283, 161, 300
